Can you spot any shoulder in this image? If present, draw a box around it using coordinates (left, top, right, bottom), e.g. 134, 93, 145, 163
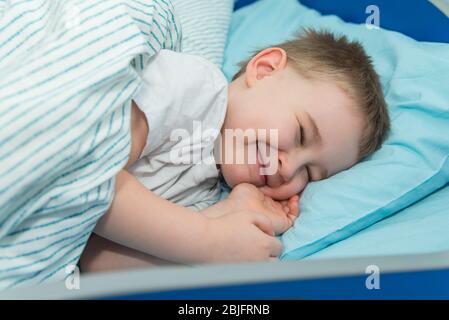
147, 49, 228, 96
146, 49, 228, 129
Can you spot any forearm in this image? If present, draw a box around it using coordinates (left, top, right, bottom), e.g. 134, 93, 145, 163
95, 170, 211, 264
80, 234, 176, 273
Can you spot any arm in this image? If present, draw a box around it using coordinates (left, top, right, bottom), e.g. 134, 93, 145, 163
95, 170, 283, 264
80, 233, 175, 273
95, 169, 209, 263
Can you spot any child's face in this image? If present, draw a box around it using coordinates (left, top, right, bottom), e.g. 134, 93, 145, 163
218, 48, 364, 200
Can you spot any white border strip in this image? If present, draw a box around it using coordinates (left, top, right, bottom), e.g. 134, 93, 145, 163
2, 250, 449, 299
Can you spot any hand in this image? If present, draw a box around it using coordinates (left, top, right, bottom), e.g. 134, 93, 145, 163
221, 183, 300, 235
201, 211, 283, 263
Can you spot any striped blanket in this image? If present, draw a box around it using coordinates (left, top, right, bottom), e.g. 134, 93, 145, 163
0, 0, 181, 290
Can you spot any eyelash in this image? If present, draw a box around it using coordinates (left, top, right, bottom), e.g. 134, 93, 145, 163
299, 126, 305, 145
296, 123, 311, 180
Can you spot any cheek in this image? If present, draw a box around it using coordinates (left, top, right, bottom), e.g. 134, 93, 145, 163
220, 164, 249, 187
289, 169, 310, 194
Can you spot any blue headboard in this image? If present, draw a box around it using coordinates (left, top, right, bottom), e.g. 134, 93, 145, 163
234, 0, 449, 43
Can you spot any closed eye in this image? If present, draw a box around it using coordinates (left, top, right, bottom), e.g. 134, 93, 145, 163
295, 115, 306, 147
300, 125, 305, 145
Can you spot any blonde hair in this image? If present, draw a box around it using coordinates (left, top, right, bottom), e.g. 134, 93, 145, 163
233, 29, 390, 159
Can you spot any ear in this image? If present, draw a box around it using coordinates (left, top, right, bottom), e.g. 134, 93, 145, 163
245, 47, 287, 87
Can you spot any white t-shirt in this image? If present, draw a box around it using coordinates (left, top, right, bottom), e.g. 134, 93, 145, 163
129, 50, 228, 210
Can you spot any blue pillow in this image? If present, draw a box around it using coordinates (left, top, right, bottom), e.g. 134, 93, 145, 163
308, 183, 449, 259
222, 0, 449, 260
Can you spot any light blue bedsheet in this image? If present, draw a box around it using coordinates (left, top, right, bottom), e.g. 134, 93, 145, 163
308, 183, 449, 259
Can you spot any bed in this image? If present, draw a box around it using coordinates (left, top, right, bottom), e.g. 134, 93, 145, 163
2, 0, 449, 299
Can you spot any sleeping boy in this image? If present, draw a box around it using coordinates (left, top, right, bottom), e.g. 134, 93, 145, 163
80, 30, 390, 272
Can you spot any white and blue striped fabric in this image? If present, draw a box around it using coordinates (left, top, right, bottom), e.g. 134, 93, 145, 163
171, 0, 233, 67
0, 0, 181, 290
